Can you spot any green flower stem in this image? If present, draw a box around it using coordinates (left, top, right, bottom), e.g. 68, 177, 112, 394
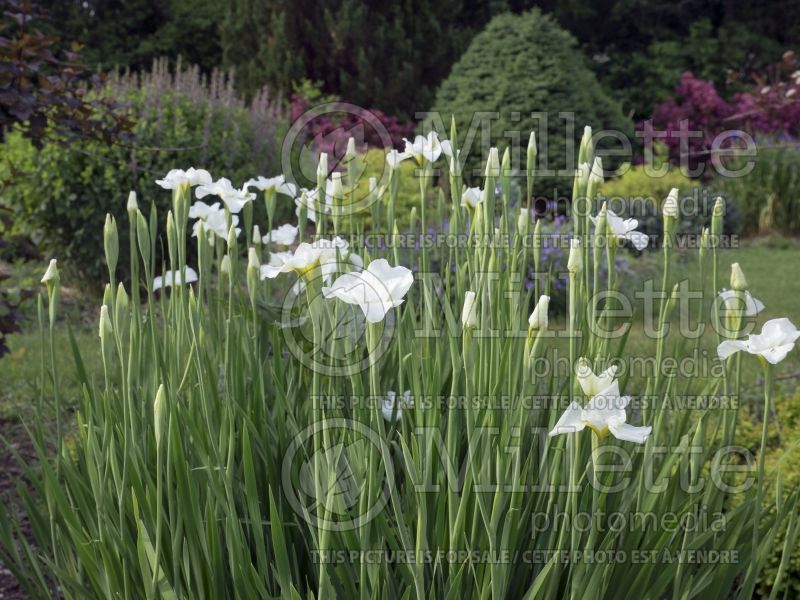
752, 360, 774, 573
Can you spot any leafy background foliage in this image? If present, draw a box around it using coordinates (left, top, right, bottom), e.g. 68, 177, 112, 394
0, 0, 130, 145
0, 60, 284, 287
31, 0, 800, 121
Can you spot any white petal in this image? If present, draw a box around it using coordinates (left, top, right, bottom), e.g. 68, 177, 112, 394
608, 421, 652, 444
583, 383, 627, 430
189, 201, 221, 219
760, 318, 800, 346
259, 264, 283, 280
576, 360, 618, 397
627, 231, 649, 251
366, 259, 414, 303
362, 301, 391, 323
760, 343, 797, 365
749, 294, 765, 315
461, 187, 482, 209
620, 217, 639, 233
349, 253, 364, 269
323, 260, 412, 323
386, 150, 412, 168
381, 392, 403, 422
186, 168, 212, 186
263, 223, 298, 246
278, 182, 297, 197
548, 401, 586, 436
717, 339, 749, 360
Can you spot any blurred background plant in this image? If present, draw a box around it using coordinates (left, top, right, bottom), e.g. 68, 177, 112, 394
0, 0, 131, 146
0, 58, 285, 288
33, 0, 800, 122
718, 145, 800, 236
0, 266, 27, 359
646, 56, 800, 172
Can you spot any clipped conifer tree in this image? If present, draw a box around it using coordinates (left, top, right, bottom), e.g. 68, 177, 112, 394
432, 8, 633, 198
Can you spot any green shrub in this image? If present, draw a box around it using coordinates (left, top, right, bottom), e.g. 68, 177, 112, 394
599, 160, 699, 208
597, 162, 741, 248
0, 59, 285, 288
431, 9, 632, 197
718, 146, 800, 236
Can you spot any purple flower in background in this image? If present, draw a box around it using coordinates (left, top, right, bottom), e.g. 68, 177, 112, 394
645, 71, 800, 170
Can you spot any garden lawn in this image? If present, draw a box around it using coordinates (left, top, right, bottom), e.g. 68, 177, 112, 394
622, 236, 800, 401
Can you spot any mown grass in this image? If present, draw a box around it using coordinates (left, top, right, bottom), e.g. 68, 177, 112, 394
622, 236, 800, 401
0, 327, 102, 420
1, 258, 104, 419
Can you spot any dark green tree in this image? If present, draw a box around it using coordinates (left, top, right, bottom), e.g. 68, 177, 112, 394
38, 0, 225, 72
534, 0, 800, 117
220, 0, 491, 118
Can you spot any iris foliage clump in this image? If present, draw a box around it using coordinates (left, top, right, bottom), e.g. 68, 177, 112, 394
0, 123, 798, 599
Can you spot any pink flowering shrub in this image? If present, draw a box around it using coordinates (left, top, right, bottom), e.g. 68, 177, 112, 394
644, 70, 800, 168
289, 93, 415, 168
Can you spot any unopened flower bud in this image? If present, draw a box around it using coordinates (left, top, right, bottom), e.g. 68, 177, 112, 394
533, 219, 542, 270
227, 223, 237, 251
501, 147, 511, 175
663, 188, 679, 240
104, 214, 119, 274
577, 162, 591, 187
99, 304, 113, 340
317, 153, 329, 181
528, 295, 550, 330
127, 191, 138, 213
153, 384, 166, 449
485, 147, 500, 177
461, 291, 478, 329
166, 211, 177, 264
527, 132, 537, 168
115, 283, 129, 324
331, 172, 344, 200
517, 208, 529, 233
589, 156, 604, 186
136, 210, 150, 266
345, 137, 357, 161
663, 188, 679, 218
247, 247, 260, 299
567, 238, 583, 273
711, 197, 724, 238
248, 247, 260, 271
730, 262, 748, 291
220, 255, 232, 277
579, 125, 593, 165
41, 259, 59, 286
